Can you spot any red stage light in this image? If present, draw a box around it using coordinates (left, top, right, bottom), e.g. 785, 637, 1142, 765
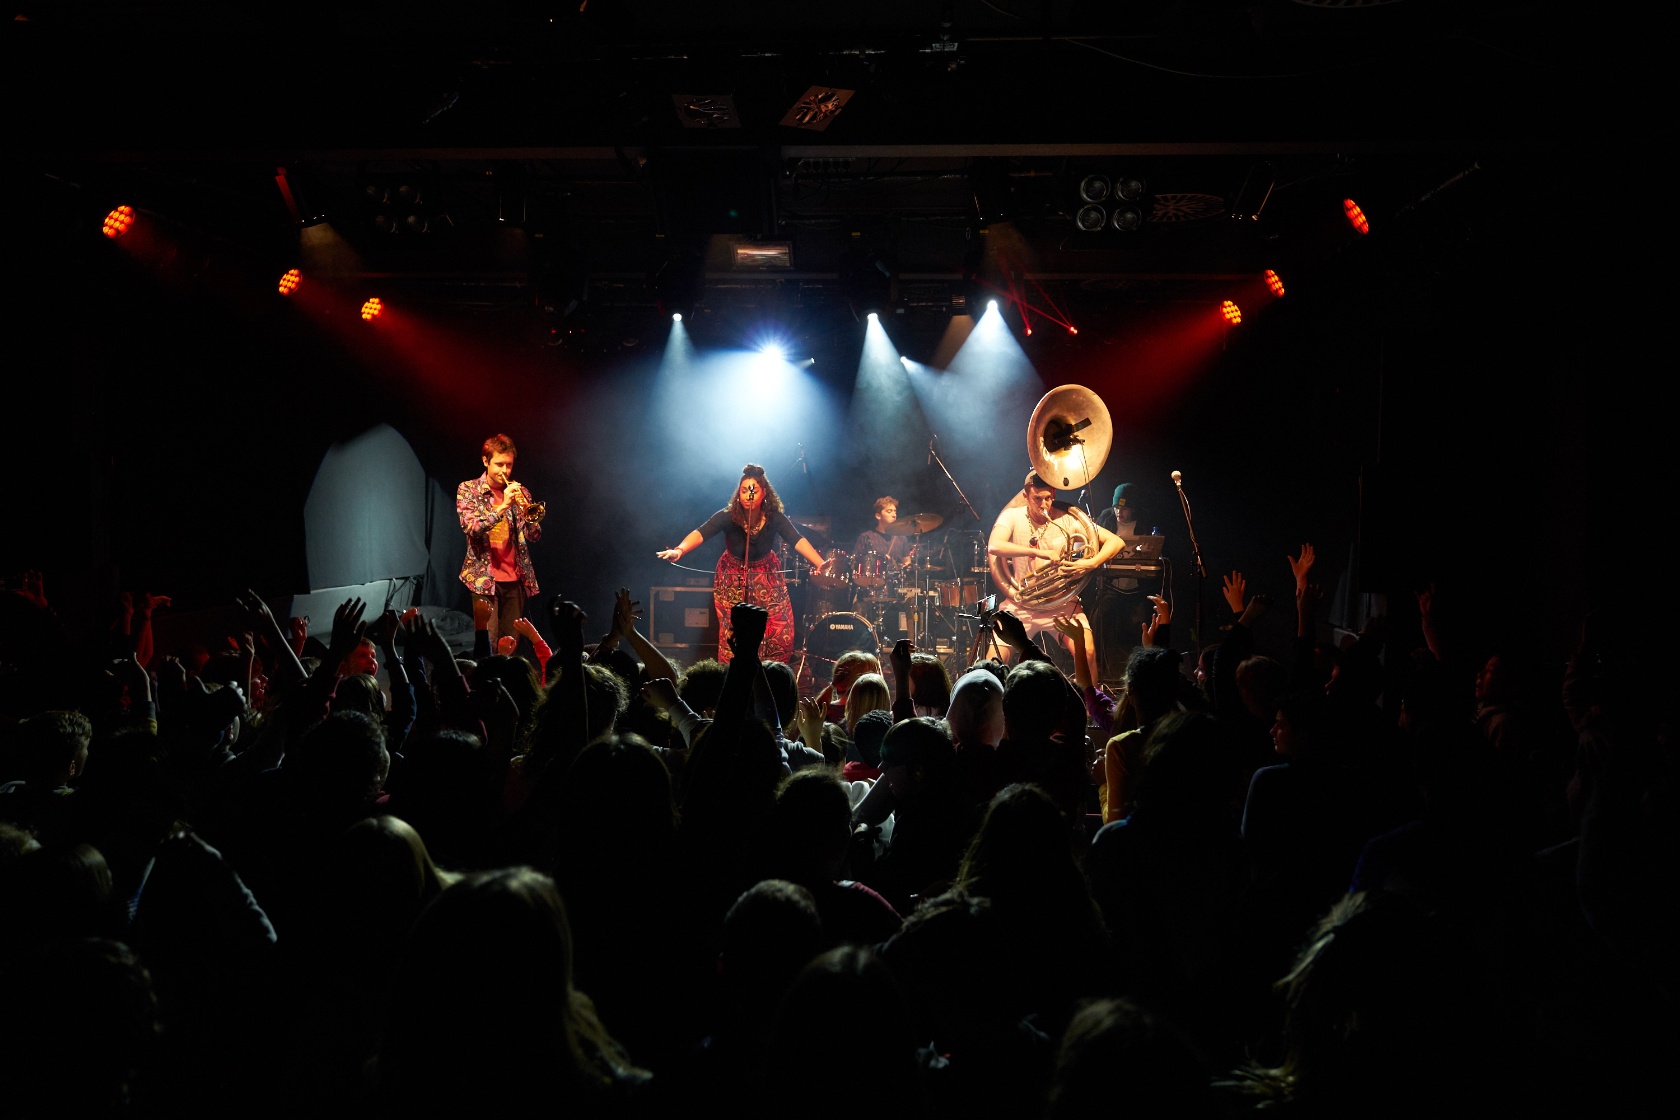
1342, 198, 1369, 235
360, 297, 383, 321
1264, 269, 1285, 298
1221, 300, 1242, 325
1068, 326, 1078, 335
278, 269, 302, 296
102, 205, 135, 238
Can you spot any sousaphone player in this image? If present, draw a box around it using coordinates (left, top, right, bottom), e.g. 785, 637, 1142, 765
986, 387, 1123, 683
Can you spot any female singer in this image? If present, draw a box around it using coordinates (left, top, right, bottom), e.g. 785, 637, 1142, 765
658, 464, 831, 664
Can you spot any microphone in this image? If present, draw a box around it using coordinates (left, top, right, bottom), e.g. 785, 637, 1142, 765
1171, 470, 1183, 488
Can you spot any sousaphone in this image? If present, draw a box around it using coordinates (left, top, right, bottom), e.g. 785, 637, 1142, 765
988, 385, 1114, 608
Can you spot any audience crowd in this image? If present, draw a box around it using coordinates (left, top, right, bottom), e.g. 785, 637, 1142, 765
0, 547, 1671, 1118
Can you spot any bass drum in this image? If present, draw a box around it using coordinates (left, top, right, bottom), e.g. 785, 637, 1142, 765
803, 612, 879, 663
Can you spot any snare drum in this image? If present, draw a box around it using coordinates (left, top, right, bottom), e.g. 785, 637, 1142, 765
804, 612, 879, 663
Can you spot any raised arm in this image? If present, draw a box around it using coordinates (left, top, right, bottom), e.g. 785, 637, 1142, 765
608, 588, 680, 683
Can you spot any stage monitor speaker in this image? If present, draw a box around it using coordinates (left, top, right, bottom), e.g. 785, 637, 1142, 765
650, 584, 718, 655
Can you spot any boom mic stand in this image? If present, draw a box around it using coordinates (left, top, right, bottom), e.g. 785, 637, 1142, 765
1173, 471, 1208, 648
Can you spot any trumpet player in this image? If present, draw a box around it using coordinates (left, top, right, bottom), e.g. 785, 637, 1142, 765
458, 432, 544, 659
988, 469, 1122, 681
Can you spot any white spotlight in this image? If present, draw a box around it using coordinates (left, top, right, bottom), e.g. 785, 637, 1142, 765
987, 299, 998, 312
672, 312, 683, 322
761, 342, 786, 361
867, 311, 879, 322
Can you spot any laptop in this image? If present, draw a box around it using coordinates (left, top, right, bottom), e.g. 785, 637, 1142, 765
1116, 534, 1165, 561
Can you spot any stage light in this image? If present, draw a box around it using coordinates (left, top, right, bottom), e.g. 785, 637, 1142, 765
780, 85, 855, 131
867, 311, 879, 322
1114, 175, 1147, 202
1075, 205, 1106, 232
987, 299, 998, 312
102, 205, 135, 238
1109, 205, 1144, 232
278, 268, 301, 296
1343, 198, 1369, 235
1221, 300, 1242, 325
760, 341, 786, 360
360, 298, 383, 321
1264, 269, 1285, 298
672, 312, 683, 322
1078, 175, 1110, 203
1068, 326, 1078, 335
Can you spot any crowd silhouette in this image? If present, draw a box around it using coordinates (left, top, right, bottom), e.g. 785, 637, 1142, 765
0, 546, 1671, 1118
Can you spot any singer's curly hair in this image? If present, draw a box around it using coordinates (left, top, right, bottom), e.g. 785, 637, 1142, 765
728, 463, 785, 525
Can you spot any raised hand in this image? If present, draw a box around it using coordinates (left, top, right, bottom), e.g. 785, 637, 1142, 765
139, 592, 172, 619
497, 634, 518, 656
1052, 614, 1090, 650
989, 609, 1033, 653
108, 652, 151, 703
1142, 594, 1170, 647
366, 609, 400, 649
13, 570, 47, 610
795, 695, 824, 740
159, 655, 187, 694
1221, 571, 1248, 614
412, 616, 456, 668
641, 677, 680, 712
287, 615, 309, 653
612, 587, 643, 638
890, 638, 915, 676
236, 589, 279, 630
327, 597, 368, 671
1288, 544, 1316, 590
729, 602, 768, 659
550, 597, 587, 657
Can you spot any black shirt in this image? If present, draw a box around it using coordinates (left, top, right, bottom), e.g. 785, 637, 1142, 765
699, 508, 805, 560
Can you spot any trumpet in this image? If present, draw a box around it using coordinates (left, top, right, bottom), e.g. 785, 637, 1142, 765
507, 480, 547, 524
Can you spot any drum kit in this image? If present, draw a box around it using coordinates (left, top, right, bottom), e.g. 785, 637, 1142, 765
785, 383, 1116, 682
789, 511, 987, 668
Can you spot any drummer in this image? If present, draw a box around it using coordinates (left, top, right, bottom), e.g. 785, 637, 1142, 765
852, 496, 917, 577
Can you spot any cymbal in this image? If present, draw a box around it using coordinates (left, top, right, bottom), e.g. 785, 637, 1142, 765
883, 512, 943, 536
1029, 384, 1112, 491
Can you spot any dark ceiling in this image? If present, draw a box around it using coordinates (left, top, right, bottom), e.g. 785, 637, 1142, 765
5, 1, 1572, 351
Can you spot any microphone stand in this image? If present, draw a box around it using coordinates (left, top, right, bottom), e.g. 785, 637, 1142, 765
927, 437, 981, 523
1174, 476, 1208, 648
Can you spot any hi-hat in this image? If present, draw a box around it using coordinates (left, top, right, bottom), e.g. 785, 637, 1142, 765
883, 512, 943, 536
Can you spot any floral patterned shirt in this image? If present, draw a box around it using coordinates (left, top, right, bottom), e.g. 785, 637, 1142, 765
457, 473, 542, 598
